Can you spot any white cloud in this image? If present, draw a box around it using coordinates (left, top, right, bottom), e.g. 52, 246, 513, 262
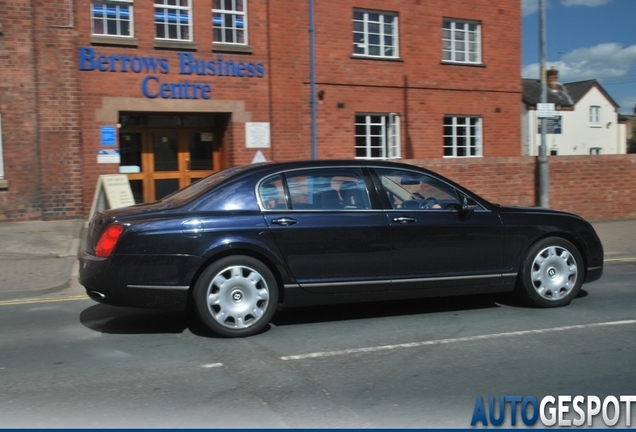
522, 0, 540, 17
523, 0, 611, 17
560, 0, 613, 7
617, 95, 636, 115
523, 43, 636, 82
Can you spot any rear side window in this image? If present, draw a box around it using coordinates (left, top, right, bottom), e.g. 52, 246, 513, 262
260, 168, 371, 211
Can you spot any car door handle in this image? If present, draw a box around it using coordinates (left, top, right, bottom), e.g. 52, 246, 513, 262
271, 217, 298, 226
392, 216, 416, 224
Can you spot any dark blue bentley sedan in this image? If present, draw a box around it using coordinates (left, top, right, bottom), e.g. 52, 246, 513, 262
79, 160, 604, 337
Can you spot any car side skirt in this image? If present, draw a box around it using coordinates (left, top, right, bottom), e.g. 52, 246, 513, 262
282, 273, 518, 307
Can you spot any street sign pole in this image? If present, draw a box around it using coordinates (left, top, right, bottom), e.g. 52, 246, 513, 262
538, 0, 550, 208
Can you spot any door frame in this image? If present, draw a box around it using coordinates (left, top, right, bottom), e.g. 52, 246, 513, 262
119, 113, 228, 203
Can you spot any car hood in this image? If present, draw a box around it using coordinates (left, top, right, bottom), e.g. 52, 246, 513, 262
494, 204, 582, 219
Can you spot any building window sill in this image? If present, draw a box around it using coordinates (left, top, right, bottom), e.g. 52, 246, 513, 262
350, 54, 403, 62
440, 60, 486, 68
91, 36, 139, 47
0, 179, 8, 190
212, 43, 253, 54
154, 40, 198, 51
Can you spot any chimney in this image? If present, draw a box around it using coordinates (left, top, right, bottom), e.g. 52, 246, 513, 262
547, 66, 559, 91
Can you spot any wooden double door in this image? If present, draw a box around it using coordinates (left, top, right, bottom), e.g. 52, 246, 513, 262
119, 120, 225, 203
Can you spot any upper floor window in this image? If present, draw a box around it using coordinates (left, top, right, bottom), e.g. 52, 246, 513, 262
590, 106, 601, 125
213, 0, 247, 45
155, 0, 192, 41
442, 19, 481, 64
92, 0, 133, 37
355, 114, 401, 160
353, 10, 398, 59
443, 116, 482, 157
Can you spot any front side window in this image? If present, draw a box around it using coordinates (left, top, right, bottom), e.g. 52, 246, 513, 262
443, 116, 482, 157
353, 10, 398, 58
155, 0, 192, 41
355, 114, 401, 160
376, 168, 462, 211
590, 106, 601, 125
213, 0, 247, 44
92, 0, 133, 37
442, 19, 481, 64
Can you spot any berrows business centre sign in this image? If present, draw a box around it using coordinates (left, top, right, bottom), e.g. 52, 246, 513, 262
78, 47, 266, 100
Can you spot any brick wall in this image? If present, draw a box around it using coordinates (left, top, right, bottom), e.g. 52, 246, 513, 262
0, 0, 83, 221
0, 0, 41, 221
405, 155, 636, 222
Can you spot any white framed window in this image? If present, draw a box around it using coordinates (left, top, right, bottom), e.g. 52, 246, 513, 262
353, 10, 398, 58
442, 19, 481, 64
154, 0, 192, 41
443, 116, 482, 157
355, 113, 401, 160
91, 0, 133, 37
590, 106, 601, 125
213, 0, 247, 45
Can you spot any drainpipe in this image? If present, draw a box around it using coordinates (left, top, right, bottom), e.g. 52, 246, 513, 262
309, 0, 317, 160
538, 0, 549, 207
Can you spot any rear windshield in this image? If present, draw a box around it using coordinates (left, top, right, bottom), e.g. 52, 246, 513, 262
159, 165, 253, 208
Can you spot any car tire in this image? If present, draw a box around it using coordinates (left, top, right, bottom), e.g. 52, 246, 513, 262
193, 255, 279, 337
516, 237, 584, 308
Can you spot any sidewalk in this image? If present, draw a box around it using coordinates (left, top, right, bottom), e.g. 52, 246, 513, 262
0, 218, 634, 301
0, 219, 85, 300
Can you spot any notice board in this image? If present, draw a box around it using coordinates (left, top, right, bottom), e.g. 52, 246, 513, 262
89, 174, 135, 217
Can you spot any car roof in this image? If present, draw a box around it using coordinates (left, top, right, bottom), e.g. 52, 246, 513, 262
240, 159, 432, 176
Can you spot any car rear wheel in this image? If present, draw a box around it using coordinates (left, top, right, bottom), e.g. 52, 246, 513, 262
517, 237, 583, 307
193, 256, 278, 337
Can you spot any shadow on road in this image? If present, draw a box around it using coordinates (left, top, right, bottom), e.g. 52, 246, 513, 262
79, 290, 553, 337
80, 305, 189, 335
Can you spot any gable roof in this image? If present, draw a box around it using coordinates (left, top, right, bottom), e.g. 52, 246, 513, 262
523, 78, 619, 109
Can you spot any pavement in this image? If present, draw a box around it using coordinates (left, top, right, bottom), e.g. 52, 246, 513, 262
0, 218, 634, 302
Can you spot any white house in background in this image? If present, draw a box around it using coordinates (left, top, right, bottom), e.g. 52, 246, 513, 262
522, 68, 626, 156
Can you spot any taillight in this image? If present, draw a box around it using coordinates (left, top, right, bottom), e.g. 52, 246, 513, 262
95, 224, 124, 258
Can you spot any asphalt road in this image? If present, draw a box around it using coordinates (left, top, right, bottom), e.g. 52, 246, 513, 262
0, 261, 634, 428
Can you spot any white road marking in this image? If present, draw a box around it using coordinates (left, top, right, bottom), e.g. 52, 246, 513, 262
201, 363, 224, 368
280, 319, 636, 361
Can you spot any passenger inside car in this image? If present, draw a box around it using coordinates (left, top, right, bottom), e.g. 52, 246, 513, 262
260, 183, 282, 209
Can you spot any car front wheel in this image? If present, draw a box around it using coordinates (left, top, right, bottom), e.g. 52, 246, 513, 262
193, 255, 279, 337
517, 237, 584, 307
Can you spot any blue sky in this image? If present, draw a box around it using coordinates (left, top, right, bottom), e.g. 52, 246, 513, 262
522, 0, 636, 114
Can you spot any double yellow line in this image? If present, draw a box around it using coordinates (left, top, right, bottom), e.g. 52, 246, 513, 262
605, 257, 636, 263
0, 295, 89, 306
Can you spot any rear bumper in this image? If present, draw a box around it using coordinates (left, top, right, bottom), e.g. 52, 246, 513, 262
78, 251, 195, 311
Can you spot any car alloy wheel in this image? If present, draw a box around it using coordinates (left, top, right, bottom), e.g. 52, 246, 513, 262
194, 255, 278, 337
517, 237, 583, 307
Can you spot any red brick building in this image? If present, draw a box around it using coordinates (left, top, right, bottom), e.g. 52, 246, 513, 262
0, 0, 522, 221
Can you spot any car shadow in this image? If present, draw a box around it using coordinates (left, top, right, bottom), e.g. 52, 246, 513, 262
272, 293, 508, 327
79, 290, 588, 337
80, 304, 190, 335
79, 295, 503, 337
